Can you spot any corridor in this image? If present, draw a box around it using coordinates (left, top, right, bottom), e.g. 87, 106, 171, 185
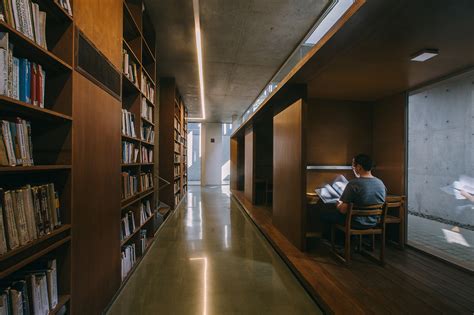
107, 186, 321, 314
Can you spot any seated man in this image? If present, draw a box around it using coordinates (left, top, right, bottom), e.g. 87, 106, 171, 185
321, 153, 387, 229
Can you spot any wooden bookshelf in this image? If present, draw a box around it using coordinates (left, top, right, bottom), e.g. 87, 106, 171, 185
119, 0, 159, 289
159, 78, 188, 209
0, 1, 73, 313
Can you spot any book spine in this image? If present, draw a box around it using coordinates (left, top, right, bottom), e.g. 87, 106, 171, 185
0, 48, 6, 95
26, 120, 33, 165
12, 56, 19, 99
30, 62, 37, 106
4, 190, 19, 249
37, 64, 43, 108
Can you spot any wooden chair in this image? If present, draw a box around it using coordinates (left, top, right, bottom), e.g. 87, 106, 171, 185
385, 195, 405, 249
331, 203, 387, 265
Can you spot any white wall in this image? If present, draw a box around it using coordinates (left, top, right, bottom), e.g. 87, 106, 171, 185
201, 123, 223, 185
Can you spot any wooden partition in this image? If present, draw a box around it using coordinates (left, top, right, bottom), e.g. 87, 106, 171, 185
254, 117, 273, 205
306, 99, 373, 192
244, 126, 256, 203
372, 93, 406, 195
273, 99, 306, 250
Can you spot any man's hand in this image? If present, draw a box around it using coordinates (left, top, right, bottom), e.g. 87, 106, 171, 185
336, 200, 348, 214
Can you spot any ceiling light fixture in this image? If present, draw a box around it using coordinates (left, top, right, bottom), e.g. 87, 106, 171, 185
190, 0, 206, 120
410, 49, 439, 62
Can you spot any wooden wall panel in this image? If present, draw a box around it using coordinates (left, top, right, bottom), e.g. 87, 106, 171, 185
230, 137, 238, 190
159, 78, 176, 207
244, 127, 255, 203
273, 99, 306, 250
372, 93, 406, 195
306, 99, 373, 165
74, 0, 123, 69
72, 72, 122, 314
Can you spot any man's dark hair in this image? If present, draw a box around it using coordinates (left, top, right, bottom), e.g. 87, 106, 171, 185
354, 154, 373, 171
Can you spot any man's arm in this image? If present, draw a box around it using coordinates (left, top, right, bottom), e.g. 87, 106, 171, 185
337, 183, 353, 214
336, 200, 349, 214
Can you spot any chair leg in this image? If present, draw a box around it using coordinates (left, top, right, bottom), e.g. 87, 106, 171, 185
399, 222, 405, 249
331, 225, 336, 252
380, 230, 386, 265
345, 233, 351, 265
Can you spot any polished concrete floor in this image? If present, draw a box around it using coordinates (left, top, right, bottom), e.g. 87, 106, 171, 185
107, 185, 321, 315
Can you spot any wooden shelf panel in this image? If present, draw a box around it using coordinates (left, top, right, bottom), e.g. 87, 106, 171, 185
122, 163, 140, 167
122, 134, 140, 142
122, 73, 141, 97
0, 165, 72, 173
0, 225, 71, 262
36, 0, 73, 22
50, 294, 71, 315
141, 140, 154, 146
123, 39, 141, 67
0, 234, 71, 278
141, 116, 154, 126
123, 2, 141, 41
121, 188, 155, 209
142, 38, 156, 65
0, 22, 72, 74
120, 212, 155, 247
0, 96, 73, 121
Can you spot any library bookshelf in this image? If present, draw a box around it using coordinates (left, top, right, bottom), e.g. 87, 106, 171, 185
0, 0, 73, 313
159, 78, 188, 209
119, 0, 164, 289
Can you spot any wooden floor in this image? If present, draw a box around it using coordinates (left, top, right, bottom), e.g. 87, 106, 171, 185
231, 189, 474, 314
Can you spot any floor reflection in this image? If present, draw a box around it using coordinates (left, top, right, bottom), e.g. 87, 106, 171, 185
107, 185, 321, 315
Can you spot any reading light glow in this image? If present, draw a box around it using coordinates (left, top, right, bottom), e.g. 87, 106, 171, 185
411, 49, 439, 62
192, 0, 206, 120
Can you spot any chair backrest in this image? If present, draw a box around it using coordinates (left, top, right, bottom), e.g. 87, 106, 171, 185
386, 195, 404, 208
345, 203, 387, 228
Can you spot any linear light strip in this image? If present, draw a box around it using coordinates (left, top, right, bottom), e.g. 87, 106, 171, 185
190, 257, 208, 315
192, 0, 206, 120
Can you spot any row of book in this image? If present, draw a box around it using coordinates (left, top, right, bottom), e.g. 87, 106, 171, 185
174, 165, 180, 178
0, 184, 61, 255
173, 180, 180, 193
141, 125, 154, 143
0, 259, 60, 315
122, 141, 139, 164
139, 200, 152, 225
57, 0, 72, 16
122, 49, 139, 87
121, 172, 138, 200
120, 211, 135, 241
140, 73, 154, 102
140, 172, 153, 191
0, 118, 34, 166
121, 243, 136, 281
174, 153, 180, 164
0, 0, 49, 49
121, 200, 153, 242
121, 109, 136, 138
173, 117, 180, 131
141, 98, 153, 122
0, 33, 46, 107
140, 147, 152, 164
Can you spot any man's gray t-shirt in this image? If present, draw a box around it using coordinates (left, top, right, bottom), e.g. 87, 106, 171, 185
340, 177, 386, 228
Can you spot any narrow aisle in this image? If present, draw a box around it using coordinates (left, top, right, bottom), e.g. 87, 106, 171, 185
107, 186, 321, 315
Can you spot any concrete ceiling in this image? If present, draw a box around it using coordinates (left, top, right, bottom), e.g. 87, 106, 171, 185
145, 0, 330, 122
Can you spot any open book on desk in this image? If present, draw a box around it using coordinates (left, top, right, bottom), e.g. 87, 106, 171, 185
315, 175, 349, 203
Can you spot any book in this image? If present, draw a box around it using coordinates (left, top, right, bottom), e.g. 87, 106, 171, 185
3, 190, 19, 250
0, 32, 8, 96
0, 188, 7, 254
315, 175, 349, 203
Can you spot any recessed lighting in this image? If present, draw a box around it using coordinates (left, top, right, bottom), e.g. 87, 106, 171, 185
411, 49, 439, 62
191, 0, 206, 120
